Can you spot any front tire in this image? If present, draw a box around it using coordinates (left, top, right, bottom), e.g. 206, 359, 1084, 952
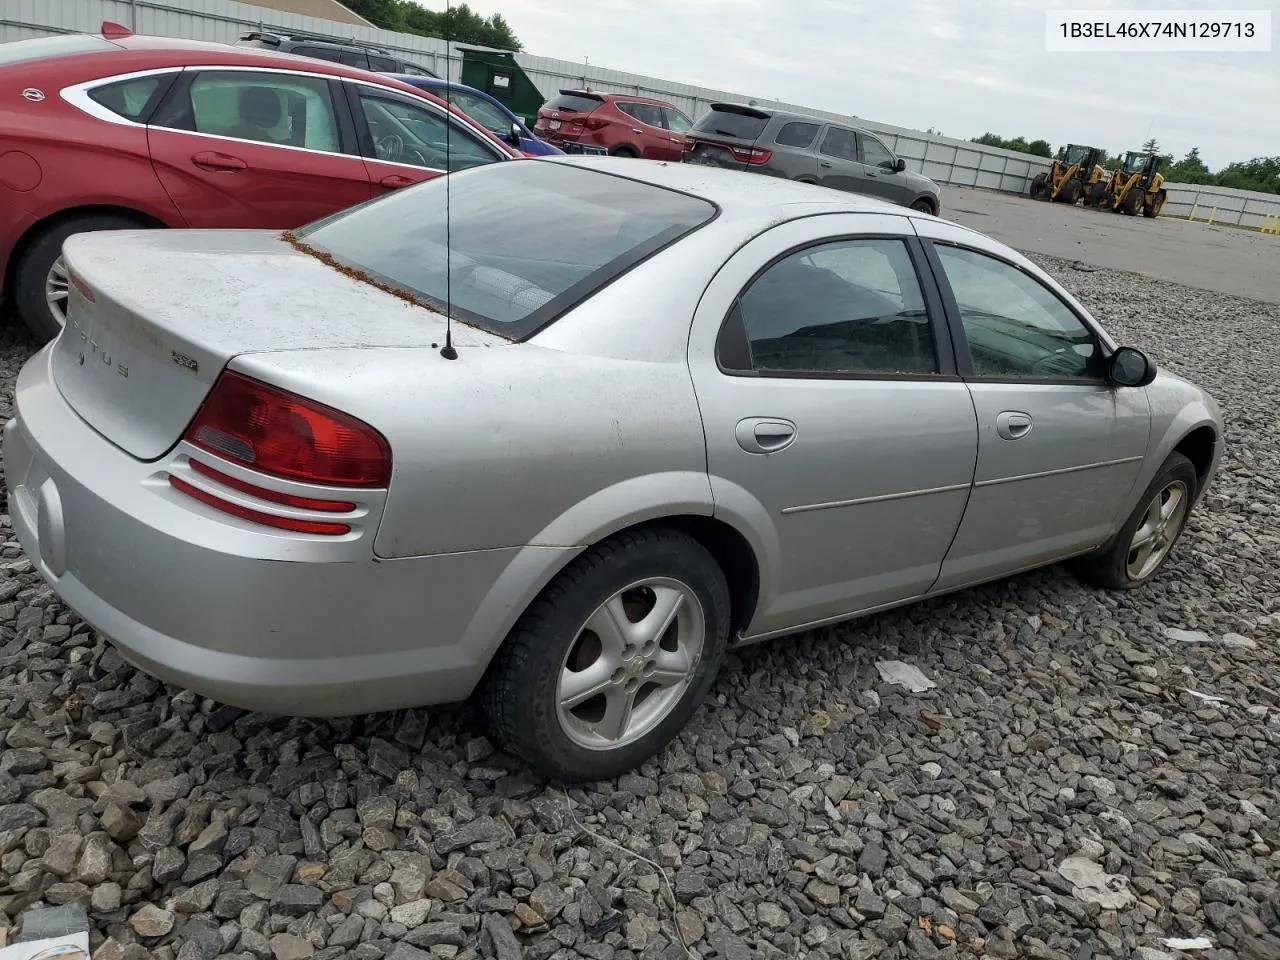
482, 527, 731, 782
1072, 452, 1198, 590
610, 146, 638, 158
12, 214, 150, 343
910, 198, 935, 214
1029, 173, 1048, 199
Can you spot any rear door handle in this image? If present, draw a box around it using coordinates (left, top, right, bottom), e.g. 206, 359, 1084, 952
191, 151, 247, 172
379, 174, 418, 189
736, 417, 797, 454
819, 160, 833, 168
995, 411, 1034, 440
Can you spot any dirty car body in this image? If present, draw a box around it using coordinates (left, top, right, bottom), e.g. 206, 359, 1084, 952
4, 158, 1224, 781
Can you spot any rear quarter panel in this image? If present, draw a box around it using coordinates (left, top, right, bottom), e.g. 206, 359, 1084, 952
231, 343, 713, 559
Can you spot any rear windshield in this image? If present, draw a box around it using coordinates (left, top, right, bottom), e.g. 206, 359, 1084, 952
0, 34, 114, 67
294, 162, 717, 340
691, 106, 770, 142
544, 93, 603, 113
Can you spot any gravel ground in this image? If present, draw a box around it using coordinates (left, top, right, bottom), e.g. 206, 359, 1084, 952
0, 255, 1277, 960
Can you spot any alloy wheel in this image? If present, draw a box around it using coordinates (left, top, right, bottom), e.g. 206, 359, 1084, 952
1126, 480, 1190, 580
45, 255, 69, 329
556, 577, 705, 750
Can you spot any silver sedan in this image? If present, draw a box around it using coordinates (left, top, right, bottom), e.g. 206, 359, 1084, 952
4, 157, 1223, 782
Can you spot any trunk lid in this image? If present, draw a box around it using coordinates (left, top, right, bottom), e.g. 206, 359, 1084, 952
684, 103, 772, 171
534, 90, 604, 141
51, 229, 502, 461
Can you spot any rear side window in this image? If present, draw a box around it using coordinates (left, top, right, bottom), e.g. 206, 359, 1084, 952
617, 101, 664, 127
88, 74, 167, 121
0, 34, 113, 66
291, 45, 346, 64
161, 70, 342, 154
775, 121, 819, 148
691, 107, 769, 141
544, 93, 603, 113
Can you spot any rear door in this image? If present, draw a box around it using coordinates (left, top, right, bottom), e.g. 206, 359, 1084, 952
816, 125, 871, 194
768, 119, 822, 181
685, 103, 771, 170
614, 101, 674, 159
145, 67, 372, 229
342, 81, 509, 195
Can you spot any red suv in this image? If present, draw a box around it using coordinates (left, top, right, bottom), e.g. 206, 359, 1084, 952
533, 90, 692, 161
0, 25, 523, 341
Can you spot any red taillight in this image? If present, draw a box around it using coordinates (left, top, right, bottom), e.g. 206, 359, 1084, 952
168, 475, 351, 536
183, 371, 391, 488
728, 145, 772, 165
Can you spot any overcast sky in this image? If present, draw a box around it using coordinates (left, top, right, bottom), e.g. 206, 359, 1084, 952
472, 0, 1276, 169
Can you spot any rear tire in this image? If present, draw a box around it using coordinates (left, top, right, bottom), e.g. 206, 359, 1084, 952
1058, 179, 1083, 205
910, 198, 935, 214
610, 146, 638, 158
1088, 182, 1110, 209
1070, 452, 1198, 591
1029, 173, 1048, 199
12, 214, 152, 343
1121, 187, 1144, 216
482, 526, 731, 783
1143, 189, 1167, 218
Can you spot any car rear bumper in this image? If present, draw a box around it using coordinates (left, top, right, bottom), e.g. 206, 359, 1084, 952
4, 345, 571, 717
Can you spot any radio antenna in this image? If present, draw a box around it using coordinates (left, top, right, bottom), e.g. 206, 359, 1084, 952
440, 0, 458, 361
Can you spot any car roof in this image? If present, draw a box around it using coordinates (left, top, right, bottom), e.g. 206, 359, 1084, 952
540, 155, 912, 217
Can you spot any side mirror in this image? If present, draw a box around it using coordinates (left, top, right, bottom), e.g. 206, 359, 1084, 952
1109, 346, 1157, 387
894, 157, 906, 173
507, 122, 523, 147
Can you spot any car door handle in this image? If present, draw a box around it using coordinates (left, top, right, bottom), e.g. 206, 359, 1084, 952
191, 151, 247, 172
736, 417, 797, 454
995, 411, 1034, 440
632, 127, 643, 134
819, 160, 833, 168
380, 174, 417, 189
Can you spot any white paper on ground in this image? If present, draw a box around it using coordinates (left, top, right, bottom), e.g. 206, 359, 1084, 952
0, 933, 90, 960
1165, 628, 1212, 643
1162, 936, 1214, 950
874, 660, 937, 693
1056, 856, 1137, 909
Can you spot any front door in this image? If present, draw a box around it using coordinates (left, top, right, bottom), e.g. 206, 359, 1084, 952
856, 131, 908, 204
146, 68, 372, 228
686, 213, 979, 638
915, 219, 1151, 591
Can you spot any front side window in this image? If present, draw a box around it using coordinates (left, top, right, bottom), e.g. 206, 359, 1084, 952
933, 245, 1104, 379
295, 161, 717, 339
664, 109, 693, 134
357, 91, 500, 171
88, 74, 167, 121
450, 90, 514, 136
820, 127, 858, 162
290, 45, 346, 64
163, 71, 341, 153
859, 133, 896, 170
367, 54, 399, 72
731, 238, 938, 376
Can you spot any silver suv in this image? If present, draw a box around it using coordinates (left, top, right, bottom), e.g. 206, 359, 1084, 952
685, 103, 941, 214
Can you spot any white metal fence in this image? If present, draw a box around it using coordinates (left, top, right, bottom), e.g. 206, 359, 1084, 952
4, 0, 1277, 229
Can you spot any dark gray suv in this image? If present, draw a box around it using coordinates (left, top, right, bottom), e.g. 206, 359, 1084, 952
684, 103, 940, 214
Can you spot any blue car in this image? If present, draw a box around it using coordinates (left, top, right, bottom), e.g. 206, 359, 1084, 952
389, 75, 562, 157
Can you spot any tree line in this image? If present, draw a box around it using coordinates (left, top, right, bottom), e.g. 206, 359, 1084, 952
972, 133, 1278, 195
340, 0, 521, 50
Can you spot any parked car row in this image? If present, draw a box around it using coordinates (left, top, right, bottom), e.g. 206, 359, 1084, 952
0, 26, 531, 340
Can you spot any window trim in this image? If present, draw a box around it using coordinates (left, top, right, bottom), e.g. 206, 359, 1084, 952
147, 68, 359, 159
923, 238, 1114, 385
341, 80, 506, 173
714, 233, 959, 382
84, 69, 180, 125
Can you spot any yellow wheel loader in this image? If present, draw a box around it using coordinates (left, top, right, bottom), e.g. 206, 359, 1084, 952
1096, 151, 1168, 218
1028, 144, 1106, 206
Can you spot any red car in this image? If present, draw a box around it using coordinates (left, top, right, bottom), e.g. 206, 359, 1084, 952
0, 24, 524, 341
533, 90, 693, 162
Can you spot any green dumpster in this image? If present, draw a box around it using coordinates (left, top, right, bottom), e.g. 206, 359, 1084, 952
457, 48, 545, 128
